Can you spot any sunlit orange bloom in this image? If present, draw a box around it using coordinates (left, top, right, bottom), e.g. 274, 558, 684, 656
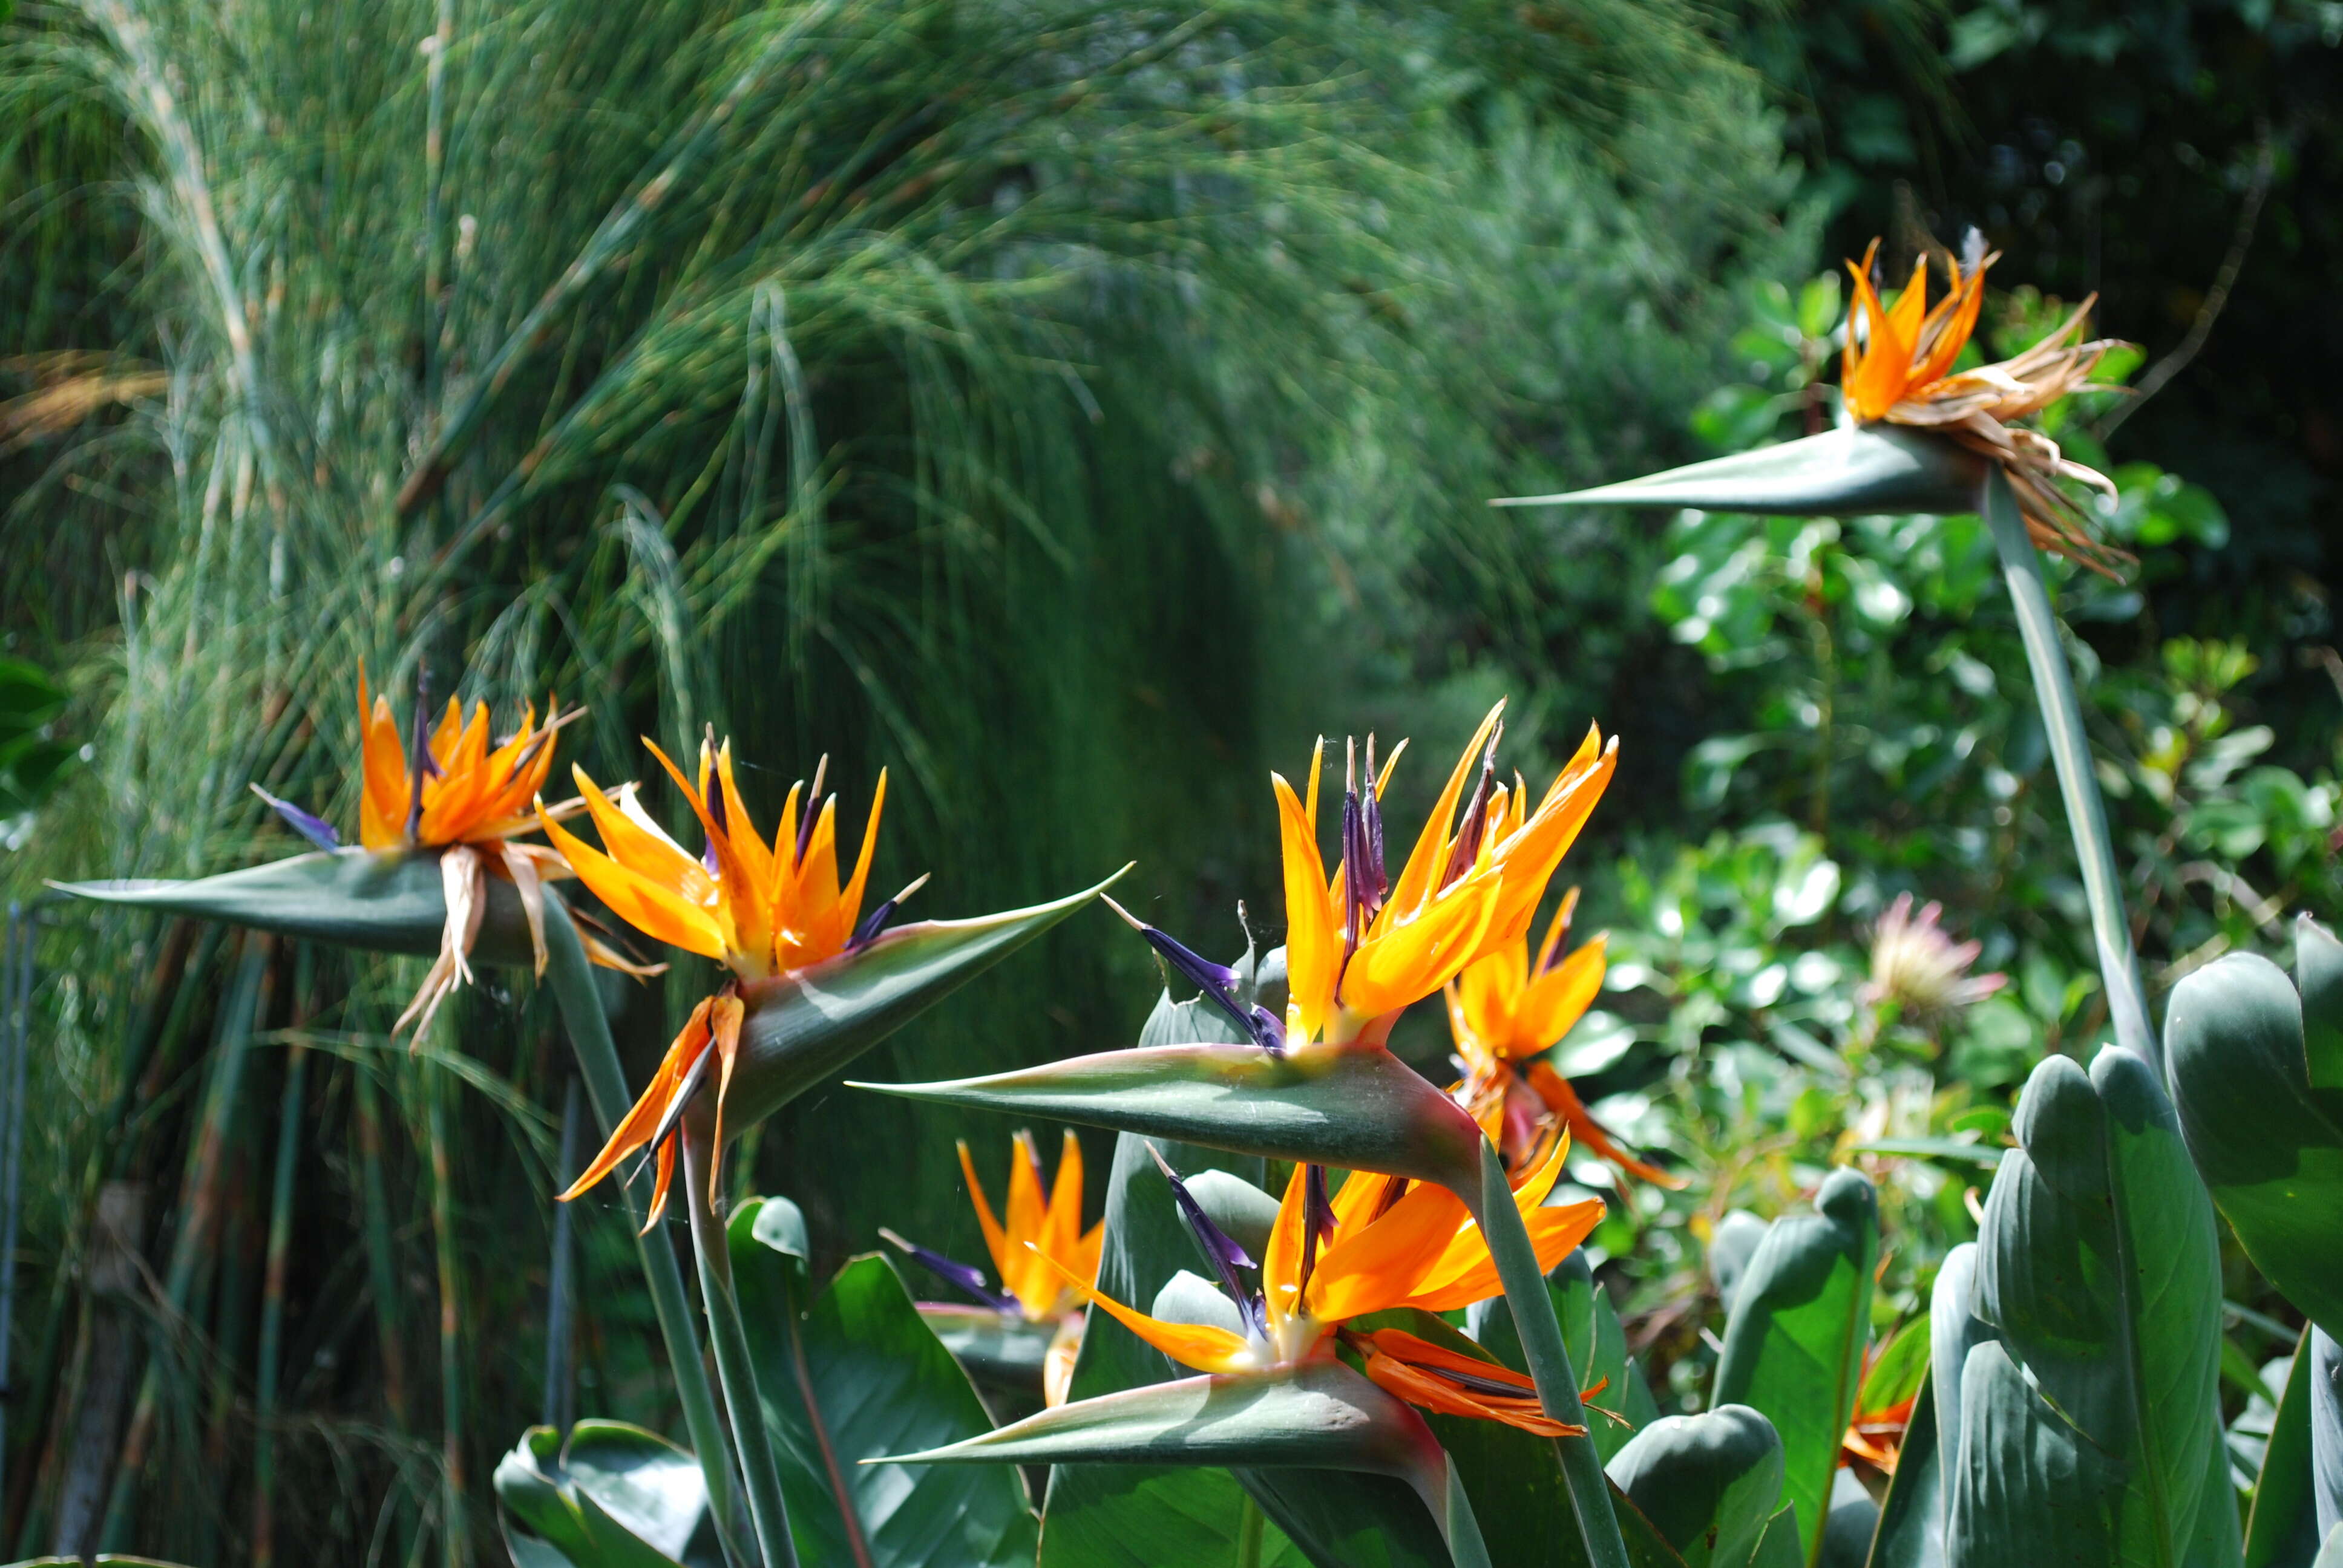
253, 670, 644, 1039
960, 1131, 1105, 1322
1841, 1391, 1918, 1474
545, 735, 923, 1223
1840, 237, 2132, 573
886, 1131, 1103, 1406
1448, 892, 1681, 1188
1274, 703, 1616, 1048
1034, 1140, 1605, 1436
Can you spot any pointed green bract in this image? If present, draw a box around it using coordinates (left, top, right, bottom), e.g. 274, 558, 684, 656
1491, 426, 1983, 520
51, 849, 538, 963
851, 1038, 1484, 1192
2164, 948, 2343, 1341
871, 1361, 1486, 1564
1865, 1369, 1944, 1568
719, 868, 1126, 1132
2243, 1330, 2321, 1568
728, 1196, 1039, 1568
493, 1419, 722, 1568
1711, 1170, 1878, 1568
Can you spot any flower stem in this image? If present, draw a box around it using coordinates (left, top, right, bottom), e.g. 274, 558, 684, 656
682, 1118, 802, 1568
540, 893, 752, 1568
1982, 468, 2156, 1067
1469, 1140, 1629, 1568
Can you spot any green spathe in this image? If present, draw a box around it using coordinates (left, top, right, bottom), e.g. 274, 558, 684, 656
53, 848, 537, 963
871, 1361, 1492, 1568
1492, 426, 1984, 520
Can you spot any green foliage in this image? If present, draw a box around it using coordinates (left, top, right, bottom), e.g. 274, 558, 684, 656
494, 1420, 722, 1568
1711, 1171, 1879, 1568
1604, 1406, 1784, 1568
728, 1195, 1040, 1568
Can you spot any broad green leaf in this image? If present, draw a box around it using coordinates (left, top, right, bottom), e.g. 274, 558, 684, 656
492, 1420, 721, 1568
915, 1304, 1060, 1405
1709, 1212, 1770, 1316
1751, 1507, 1804, 1568
1468, 1250, 1659, 1462
721, 867, 1127, 1132
1944, 1340, 2123, 1567
1712, 1169, 1879, 1567
1967, 1051, 2236, 1566
1492, 426, 1983, 520
2241, 1330, 2317, 1568
1818, 1471, 1878, 1568
1864, 1369, 1941, 1568
53, 849, 538, 962
880, 1361, 1483, 1566
2164, 950, 2343, 1340
2296, 918, 2343, 1094
2319, 1526, 2343, 1568
851, 1037, 1484, 1194
1927, 1244, 1993, 1480
1604, 1406, 1784, 1568
2315, 1331, 2341, 1549
727, 1196, 1038, 1568
1858, 1319, 1930, 1415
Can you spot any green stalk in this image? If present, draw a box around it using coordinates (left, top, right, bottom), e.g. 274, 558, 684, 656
1234, 1495, 1265, 1568
681, 1117, 799, 1568
252, 964, 310, 1568
1981, 468, 2157, 1067
1469, 1141, 1628, 1568
425, 1044, 470, 1568
353, 1058, 413, 1427
540, 893, 751, 1567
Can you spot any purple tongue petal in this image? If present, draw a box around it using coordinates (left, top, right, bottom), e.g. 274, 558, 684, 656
1104, 897, 1283, 1053
848, 897, 899, 952
879, 1228, 1021, 1315
1147, 1146, 1265, 1338
251, 786, 342, 851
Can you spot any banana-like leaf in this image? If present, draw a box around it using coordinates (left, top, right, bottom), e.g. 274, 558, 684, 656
1468, 1250, 1660, 1462
727, 1196, 1039, 1568
1035, 987, 1312, 1568
1712, 1169, 1879, 1568
2320, 1526, 2343, 1568
1926, 1244, 1993, 1482
1964, 1050, 2236, 1567
1751, 1507, 1804, 1568
1604, 1406, 1784, 1568
721, 868, 1125, 1132
2316, 1331, 2342, 1546
852, 1037, 1484, 1194
2164, 942, 2343, 1341
875, 1361, 1488, 1567
1863, 1368, 1941, 1568
2299, 918, 2343, 1094
1490, 427, 1984, 520
2243, 1328, 2322, 1568
914, 1304, 1060, 1411
1709, 1212, 1771, 1316
52, 848, 537, 962
1819, 1471, 1879, 1568
493, 1419, 721, 1568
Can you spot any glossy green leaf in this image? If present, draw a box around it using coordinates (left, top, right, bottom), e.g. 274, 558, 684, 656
727, 1196, 1039, 1568
1818, 1471, 1879, 1568
876, 1361, 1486, 1567
1943, 1340, 2125, 1567
1966, 1050, 2236, 1567
1604, 1406, 1784, 1568
1863, 1368, 1941, 1568
1751, 1508, 1804, 1568
2315, 1331, 2341, 1548
1712, 1169, 1879, 1567
1858, 1319, 1930, 1416
721, 867, 1127, 1133
2296, 918, 2343, 1094
851, 1036, 1484, 1194
1490, 427, 1984, 520
2164, 949, 2343, 1340
1926, 1244, 1992, 1486
914, 1304, 1060, 1411
2242, 1329, 2320, 1568
493, 1419, 721, 1568
1709, 1212, 1770, 1316
2318, 1525, 2343, 1568
1468, 1250, 1659, 1462
53, 848, 539, 962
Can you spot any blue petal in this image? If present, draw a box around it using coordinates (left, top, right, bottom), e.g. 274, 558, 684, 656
880, 1228, 1021, 1315
251, 786, 341, 851
1148, 1146, 1265, 1338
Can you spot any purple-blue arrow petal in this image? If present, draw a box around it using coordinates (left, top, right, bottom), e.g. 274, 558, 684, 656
1147, 1146, 1265, 1338
880, 1227, 1022, 1315
1104, 897, 1283, 1053
251, 786, 341, 851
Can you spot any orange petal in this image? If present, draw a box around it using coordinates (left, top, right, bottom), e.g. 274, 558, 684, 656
1026, 1246, 1254, 1373
704, 994, 744, 1206
1386, 702, 1504, 918
560, 1000, 712, 1203
1517, 938, 1605, 1050
1273, 773, 1339, 1042
958, 1140, 1012, 1284
1262, 1159, 1311, 1335
539, 795, 727, 961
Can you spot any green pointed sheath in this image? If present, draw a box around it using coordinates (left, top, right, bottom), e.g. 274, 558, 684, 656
1492, 426, 1983, 518
51, 848, 538, 963
851, 1039, 1485, 1191
871, 1361, 1493, 1568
